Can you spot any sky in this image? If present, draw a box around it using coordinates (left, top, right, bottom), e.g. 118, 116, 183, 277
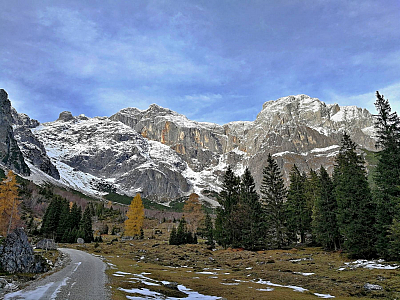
1, 0, 400, 124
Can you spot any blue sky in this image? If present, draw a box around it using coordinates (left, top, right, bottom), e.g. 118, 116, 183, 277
1, 0, 399, 124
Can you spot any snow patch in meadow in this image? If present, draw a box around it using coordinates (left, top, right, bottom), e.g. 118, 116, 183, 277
253, 279, 307, 292
293, 272, 315, 276
340, 259, 398, 270
314, 293, 335, 298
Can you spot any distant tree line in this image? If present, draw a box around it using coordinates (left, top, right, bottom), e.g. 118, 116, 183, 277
41, 197, 118, 243
212, 92, 400, 260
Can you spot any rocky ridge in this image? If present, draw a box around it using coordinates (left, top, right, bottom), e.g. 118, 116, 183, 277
111, 94, 376, 191
0, 90, 30, 175
1, 90, 377, 204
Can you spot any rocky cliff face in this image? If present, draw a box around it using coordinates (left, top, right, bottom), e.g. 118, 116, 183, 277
0, 229, 48, 274
111, 95, 376, 191
10, 104, 60, 180
0, 89, 30, 175
19, 93, 376, 204
31, 113, 190, 202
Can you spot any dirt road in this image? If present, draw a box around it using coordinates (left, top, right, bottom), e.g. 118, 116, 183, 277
4, 248, 109, 300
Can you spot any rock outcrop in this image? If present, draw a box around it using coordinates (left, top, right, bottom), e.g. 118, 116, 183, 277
111, 95, 376, 191
0, 89, 30, 175
10, 105, 60, 179
26, 94, 377, 203
36, 238, 57, 250
57, 111, 74, 122
0, 229, 48, 274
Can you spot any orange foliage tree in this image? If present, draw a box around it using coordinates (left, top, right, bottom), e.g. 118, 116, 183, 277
183, 193, 204, 232
124, 194, 144, 236
0, 170, 21, 235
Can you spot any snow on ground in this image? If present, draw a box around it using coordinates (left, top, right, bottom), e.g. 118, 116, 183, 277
4, 282, 54, 300
362, 125, 376, 137
293, 272, 315, 276
314, 293, 335, 298
31, 115, 225, 204
115, 272, 222, 299
253, 279, 308, 292
339, 259, 399, 270
310, 145, 340, 153
330, 105, 360, 123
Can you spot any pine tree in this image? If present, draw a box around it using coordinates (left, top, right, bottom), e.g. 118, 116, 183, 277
169, 226, 178, 245
373, 91, 400, 259
0, 170, 21, 235
239, 167, 262, 250
304, 169, 319, 244
204, 212, 214, 246
286, 165, 311, 244
312, 166, 341, 250
215, 166, 240, 248
124, 194, 145, 237
41, 196, 64, 238
333, 133, 376, 258
176, 217, 188, 245
68, 202, 81, 230
56, 199, 70, 242
260, 154, 288, 249
79, 206, 93, 242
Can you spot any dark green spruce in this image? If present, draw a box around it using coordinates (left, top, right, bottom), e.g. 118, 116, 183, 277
260, 154, 288, 249
333, 133, 376, 258
373, 91, 400, 260
286, 165, 311, 244
312, 166, 341, 250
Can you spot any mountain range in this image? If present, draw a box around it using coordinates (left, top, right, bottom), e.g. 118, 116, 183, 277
0, 89, 376, 205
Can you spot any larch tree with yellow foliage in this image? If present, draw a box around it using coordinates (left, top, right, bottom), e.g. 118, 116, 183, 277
124, 194, 144, 237
183, 193, 204, 232
0, 170, 21, 235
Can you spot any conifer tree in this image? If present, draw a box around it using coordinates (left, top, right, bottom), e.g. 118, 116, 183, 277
176, 217, 187, 245
333, 133, 376, 258
124, 194, 145, 237
239, 167, 262, 249
204, 212, 214, 246
56, 199, 70, 242
69, 202, 81, 230
373, 91, 400, 259
286, 165, 311, 244
169, 226, 177, 245
260, 154, 288, 249
215, 166, 240, 248
0, 170, 21, 235
79, 206, 94, 242
42, 196, 64, 238
312, 166, 341, 250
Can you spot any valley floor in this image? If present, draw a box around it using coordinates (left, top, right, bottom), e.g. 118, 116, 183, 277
66, 230, 400, 300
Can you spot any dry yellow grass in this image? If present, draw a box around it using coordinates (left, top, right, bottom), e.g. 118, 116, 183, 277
67, 228, 400, 300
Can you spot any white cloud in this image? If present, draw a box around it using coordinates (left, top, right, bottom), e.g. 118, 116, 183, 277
184, 93, 222, 102
324, 82, 400, 115
34, 7, 240, 86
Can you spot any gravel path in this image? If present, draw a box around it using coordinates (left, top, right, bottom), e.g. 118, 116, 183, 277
4, 248, 110, 300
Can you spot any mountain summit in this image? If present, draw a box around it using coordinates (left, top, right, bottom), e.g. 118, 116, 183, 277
1, 91, 376, 204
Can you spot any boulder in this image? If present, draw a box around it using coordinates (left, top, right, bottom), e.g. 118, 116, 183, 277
0, 228, 48, 274
364, 283, 383, 291
0, 277, 7, 288
77, 238, 85, 244
36, 238, 57, 250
